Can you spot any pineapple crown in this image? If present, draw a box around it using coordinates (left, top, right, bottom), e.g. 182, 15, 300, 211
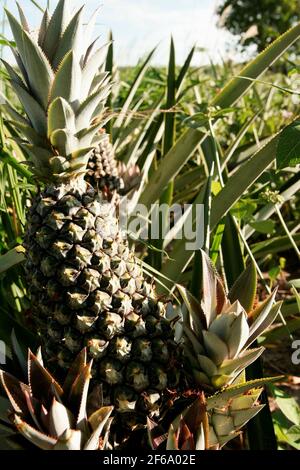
0, 348, 113, 450
147, 379, 281, 450
177, 250, 281, 390
2, 0, 111, 183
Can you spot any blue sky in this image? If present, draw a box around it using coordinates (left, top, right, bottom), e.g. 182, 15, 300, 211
1, 0, 234, 65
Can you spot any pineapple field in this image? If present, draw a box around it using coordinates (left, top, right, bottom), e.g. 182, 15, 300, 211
0, 0, 299, 453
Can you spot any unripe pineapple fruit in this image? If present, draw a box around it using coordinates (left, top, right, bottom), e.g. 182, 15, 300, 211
86, 132, 124, 194
86, 131, 141, 197
24, 184, 180, 415
4, 0, 180, 420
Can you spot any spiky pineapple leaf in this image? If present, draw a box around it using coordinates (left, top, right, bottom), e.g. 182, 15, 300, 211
50, 129, 78, 157
0, 370, 29, 415
1, 59, 25, 88
49, 51, 81, 105
13, 415, 56, 450
176, 284, 205, 334
201, 250, 227, 326
28, 351, 63, 408
5, 10, 26, 66
246, 294, 280, 348
83, 36, 100, 68
48, 399, 73, 438
22, 30, 54, 109
76, 361, 92, 434
81, 45, 108, 98
38, 8, 50, 48
1, 102, 29, 127
8, 120, 48, 148
76, 122, 103, 148
226, 311, 250, 358
68, 362, 91, 426
19, 143, 52, 168
68, 147, 94, 169
42, 0, 70, 61
11, 48, 28, 85
202, 330, 228, 365
16, 2, 30, 31
218, 347, 264, 376
9, 81, 47, 135
85, 406, 113, 450
52, 7, 84, 70
89, 72, 111, 98
166, 425, 178, 450
228, 261, 257, 312
75, 84, 110, 130
82, 7, 101, 65
48, 97, 76, 137
63, 349, 87, 397
53, 429, 81, 450
207, 376, 284, 410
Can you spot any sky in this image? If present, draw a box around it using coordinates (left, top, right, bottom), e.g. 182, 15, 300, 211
1, 0, 236, 66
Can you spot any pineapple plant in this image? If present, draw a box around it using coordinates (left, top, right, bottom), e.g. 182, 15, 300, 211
177, 251, 281, 392
148, 381, 278, 450
3, 0, 180, 424
0, 338, 281, 451
145, 251, 282, 451
0, 348, 113, 450
0, 0, 285, 452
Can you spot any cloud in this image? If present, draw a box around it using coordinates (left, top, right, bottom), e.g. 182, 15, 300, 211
85, 0, 232, 65
3, 0, 233, 66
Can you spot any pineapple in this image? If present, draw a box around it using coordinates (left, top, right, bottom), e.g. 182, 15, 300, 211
86, 132, 141, 197
86, 131, 124, 195
3, 0, 180, 422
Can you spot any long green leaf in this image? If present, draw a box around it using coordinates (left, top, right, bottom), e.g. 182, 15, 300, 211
246, 359, 278, 449
114, 48, 156, 132
52, 7, 84, 70
9, 81, 47, 135
105, 31, 113, 135
228, 261, 257, 313
207, 376, 283, 410
42, 0, 70, 61
50, 51, 81, 104
221, 214, 245, 288
190, 165, 214, 297
212, 22, 300, 108
252, 233, 300, 258
0, 247, 25, 274
154, 23, 300, 201
0, 147, 32, 179
210, 119, 298, 231
22, 30, 54, 109
139, 128, 204, 209
244, 176, 300, 239
152, 37, 176, 270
